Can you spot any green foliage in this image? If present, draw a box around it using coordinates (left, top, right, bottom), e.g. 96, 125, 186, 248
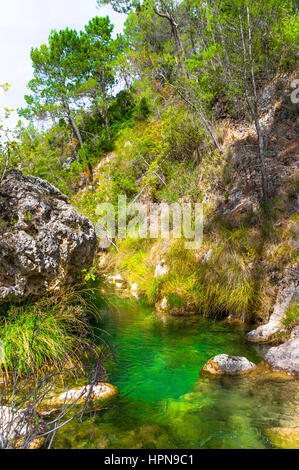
146, 277, 164, 305
282, 301, 299, 327
0, 288, 101, 376
2, 1, 298, 330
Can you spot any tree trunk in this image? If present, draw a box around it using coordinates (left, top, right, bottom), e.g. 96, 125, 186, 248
239, 12, 268, 204
64, 100, 83, 148
153, 1, 188, 78
63, 100, 93, 183
100, 72, 110, 141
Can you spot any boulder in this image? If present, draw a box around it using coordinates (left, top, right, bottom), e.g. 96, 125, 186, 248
0, 405, 47, 449
202, 249, 213, 264
130, 282, 140, 299
202, 354, 256, 375
247, 282, 299, 342
105, 274, 127, 289
155, 296, 169, 313
263, 338, 299, 376
0, 170, 97, 303
46, 382, 118, 409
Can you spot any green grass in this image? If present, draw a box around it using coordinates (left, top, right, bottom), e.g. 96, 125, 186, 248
282, 301, 299, 327
150, 237, 262, 321
0, 287, 102, 377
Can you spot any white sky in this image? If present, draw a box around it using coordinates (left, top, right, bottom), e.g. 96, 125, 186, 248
0, 0, 126, 129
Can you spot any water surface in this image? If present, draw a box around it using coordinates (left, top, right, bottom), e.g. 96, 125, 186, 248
54, 299, 298, 449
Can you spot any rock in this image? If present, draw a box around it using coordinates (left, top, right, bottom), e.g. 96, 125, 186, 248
247, 282, 299, 342
202, 249, 213, 263
97, 234, 112, 251
0, 170, 97, 303
0, 405, 47, 449
47, 382, 118, 409
169, 302, 198, 316
291, 326, 299, 339
130, 282, 140, 299
223, 189, 255, 217
114, 274, 126, 289
155, 296, 169, 313
263, 338, 299, 376
154, 259, 169, 277
62, 156, 74, 170
264, 427, 299, 449
105, 274, 127, 289
202, 354, 256, 375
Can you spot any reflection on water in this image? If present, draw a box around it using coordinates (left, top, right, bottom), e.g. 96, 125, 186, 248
54, 299, 299, 449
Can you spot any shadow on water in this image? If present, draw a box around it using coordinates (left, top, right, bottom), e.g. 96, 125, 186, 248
54, 300, 298, 449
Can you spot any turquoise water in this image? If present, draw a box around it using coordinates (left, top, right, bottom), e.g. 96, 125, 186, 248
55, 300, 299, 449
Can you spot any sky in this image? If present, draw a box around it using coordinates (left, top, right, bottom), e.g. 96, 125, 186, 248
0, 0, 126, 129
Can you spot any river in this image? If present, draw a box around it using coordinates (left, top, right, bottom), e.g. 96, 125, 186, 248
54, 298, 299, 449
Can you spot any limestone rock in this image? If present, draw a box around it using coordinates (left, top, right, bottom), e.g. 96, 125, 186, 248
263, 338, 299, 376
0, 170, 97, 303
202, 354, 256, 375
130, 282, 140, 299
155, 296, 169, 313
291, 326, 299, 339
47, 382, 118, 409
105, 274, 127, 289
0, 405, 47, 449
247, 282, 299, 342
169, 302, 198, 316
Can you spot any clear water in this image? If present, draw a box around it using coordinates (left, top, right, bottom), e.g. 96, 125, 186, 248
54, 299, 299, 449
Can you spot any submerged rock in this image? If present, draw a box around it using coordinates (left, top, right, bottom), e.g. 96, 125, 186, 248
0, 405, 48, 449
202, 354, 256, 375
0, 170, 97, 303
155, 297, 198, 316
265, 427, 299, 449
263, 338, 299, 376
169, 302, 198, 316
47, 382, 118, 409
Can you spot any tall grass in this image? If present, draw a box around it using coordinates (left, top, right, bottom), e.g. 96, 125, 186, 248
143, 232, 263, 321
0, 287, 103, 377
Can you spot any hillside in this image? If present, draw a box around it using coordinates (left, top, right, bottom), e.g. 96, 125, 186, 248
0, 0, 298, 451
73, 72, 299, 338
